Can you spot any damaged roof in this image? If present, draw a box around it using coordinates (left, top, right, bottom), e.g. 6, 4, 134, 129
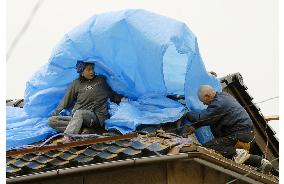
6, 73, 279, 183
6, 130, 197, 181
6, 131, 189, 177
6, 130, 278, 184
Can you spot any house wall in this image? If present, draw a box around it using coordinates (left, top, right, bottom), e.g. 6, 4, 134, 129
17, 160, 249, 184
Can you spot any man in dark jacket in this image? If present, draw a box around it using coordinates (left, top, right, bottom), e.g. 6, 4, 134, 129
182, 85, 272, 173
48, 60, 122, 142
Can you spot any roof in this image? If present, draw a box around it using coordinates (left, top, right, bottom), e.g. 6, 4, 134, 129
6, 130, 197, 180
6, 73, 279, 183
6, 132, 278, 184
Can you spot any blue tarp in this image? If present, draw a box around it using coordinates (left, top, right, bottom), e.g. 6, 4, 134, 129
6, 9, 221, 150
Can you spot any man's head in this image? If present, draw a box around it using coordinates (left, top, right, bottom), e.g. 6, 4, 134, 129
197, 85, 216, 105
76, 60, 94, 80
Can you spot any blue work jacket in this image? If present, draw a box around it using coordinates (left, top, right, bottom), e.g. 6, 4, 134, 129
186, 92, 254, 137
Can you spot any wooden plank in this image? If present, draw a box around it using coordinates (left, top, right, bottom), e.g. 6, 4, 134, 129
6, 133, 137, 157
264, 115, 279, 121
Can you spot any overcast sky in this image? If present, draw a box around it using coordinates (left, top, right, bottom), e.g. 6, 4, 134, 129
6, 0, 279, 135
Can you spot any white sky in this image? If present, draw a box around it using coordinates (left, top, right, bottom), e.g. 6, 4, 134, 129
6, 0, 279, 135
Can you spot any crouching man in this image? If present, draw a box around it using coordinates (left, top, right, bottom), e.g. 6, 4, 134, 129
182, 85, 272, 173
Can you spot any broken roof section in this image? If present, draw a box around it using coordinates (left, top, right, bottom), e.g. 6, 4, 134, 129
6, 132, 278, 184
6, 9, 220, 150
6, 73, 279, 183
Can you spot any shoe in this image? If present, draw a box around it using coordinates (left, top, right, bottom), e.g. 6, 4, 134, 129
259, 159, 273, 174
233, 149, 250, 164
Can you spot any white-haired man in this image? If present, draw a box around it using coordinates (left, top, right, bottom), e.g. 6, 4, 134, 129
182, 85, 272, 173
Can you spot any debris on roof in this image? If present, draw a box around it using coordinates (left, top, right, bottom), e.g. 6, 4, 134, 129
5, 8, 278, 183
6, 129, 278, 184
6, 73, 279, 180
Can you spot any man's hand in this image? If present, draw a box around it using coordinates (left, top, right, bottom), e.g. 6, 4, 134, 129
182, 125, 196, 137
51, 111, 58, 116
111, 94, 123, 104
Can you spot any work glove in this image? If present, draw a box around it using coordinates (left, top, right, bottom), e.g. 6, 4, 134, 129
51, 110, 59, 116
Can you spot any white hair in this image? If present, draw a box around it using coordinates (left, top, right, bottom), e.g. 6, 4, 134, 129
198, 85, 216, 98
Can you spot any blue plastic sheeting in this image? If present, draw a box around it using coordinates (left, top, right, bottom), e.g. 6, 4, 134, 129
6, 9, 221, 150
184, 40, 222, 144
6, 106, 56, 150
106, 97, 185, 134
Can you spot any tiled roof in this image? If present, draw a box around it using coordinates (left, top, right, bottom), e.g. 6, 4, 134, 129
6, 130, 196, 178
6, 72, 279, 183
6, 134, 279, 184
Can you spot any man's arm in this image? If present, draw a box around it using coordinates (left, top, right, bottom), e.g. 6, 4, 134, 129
52, 82, 77, 116
185, 103, 222, 129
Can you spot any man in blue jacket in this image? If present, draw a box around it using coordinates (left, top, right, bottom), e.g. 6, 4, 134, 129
183, 85, 272, 173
